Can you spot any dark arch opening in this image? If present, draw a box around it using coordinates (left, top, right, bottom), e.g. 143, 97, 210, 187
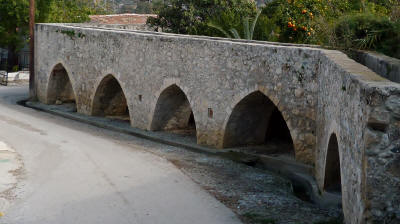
223, 91, 294, 157
92, 75, 130, 122
324, 134, 342, 194
47, 64, 77, 111
151, 84, 196, 137
47, 64, 76, 104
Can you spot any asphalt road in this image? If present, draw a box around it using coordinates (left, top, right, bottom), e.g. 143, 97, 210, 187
0, 85, 241, 224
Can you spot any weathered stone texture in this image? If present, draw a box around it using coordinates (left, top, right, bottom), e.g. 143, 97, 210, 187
350, 50, 400, 83
35, 24, 318, 164
315, 50, 400, 224
46, 63, 75, 104
35, 24, 400, 224
364, 92, 400, 223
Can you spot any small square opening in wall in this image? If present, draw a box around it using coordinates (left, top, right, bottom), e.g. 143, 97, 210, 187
138, 95, 142, 101
208, 108, 213, 118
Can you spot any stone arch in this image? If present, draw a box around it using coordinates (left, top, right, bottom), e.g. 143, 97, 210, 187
222, 91, 294, 156
91, 74, 130, 121
150, 84, 197, 137
46, 63, 77, 105
323, 133, 342, 193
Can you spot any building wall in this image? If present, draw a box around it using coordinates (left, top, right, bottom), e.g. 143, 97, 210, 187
35, 23, 400, 224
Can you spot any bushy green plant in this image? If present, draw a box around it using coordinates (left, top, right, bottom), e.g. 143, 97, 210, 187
0, 0, 107, 71
328, 13, 400, 58
208, 10, 262, 40
147, 0, 257, 36
149, 0, 399, 58
45, 0, 107, 23
260, 0, 355, 44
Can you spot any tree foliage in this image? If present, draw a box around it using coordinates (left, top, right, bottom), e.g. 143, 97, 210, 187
208, 10, 262, 40
275, 0, 396, 40
147, 0, 257, 36
44, 0, 106, 23
0, 0, 29, 51
326, 13, 400, 58
0, 0, 106, 70
148, 0, 399, 58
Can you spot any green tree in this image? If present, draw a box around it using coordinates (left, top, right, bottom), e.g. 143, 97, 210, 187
0, 0, 105, 71
0, 0, 29, 71
147, 0, 257, 36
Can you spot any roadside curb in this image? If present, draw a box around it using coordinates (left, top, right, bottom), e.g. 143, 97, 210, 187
21, 100, 341, 208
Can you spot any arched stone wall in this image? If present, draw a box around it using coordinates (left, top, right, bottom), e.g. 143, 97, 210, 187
223, 91, 276, 147
222, 91, 294, 156
91, 74, 130, 121
36, 24, 400, 223
221, 89, 301, 159
323, 133, 342, 193
150, 83, 197, 137
46, 63, 77, 105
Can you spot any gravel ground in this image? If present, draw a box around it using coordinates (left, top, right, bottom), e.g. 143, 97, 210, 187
20, 93, 343, 224
139, 144, 342, 224
78, 119, 344, 224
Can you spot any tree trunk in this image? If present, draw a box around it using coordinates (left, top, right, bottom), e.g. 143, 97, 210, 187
7, 45, 18, 72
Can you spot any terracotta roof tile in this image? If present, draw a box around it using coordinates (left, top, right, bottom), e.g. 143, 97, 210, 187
89, 13, 157, 25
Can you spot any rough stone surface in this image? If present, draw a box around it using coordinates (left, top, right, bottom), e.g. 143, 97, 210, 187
386, 95, 400, 119
350, 50, 400, 83
34, 24, 400, 224
35, 24, 319, 164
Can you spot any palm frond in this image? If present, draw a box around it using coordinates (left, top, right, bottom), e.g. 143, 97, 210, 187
229, 28, 241, 39
207, 22, 232, 38
243, 17, 250, 40
250, 10, 262, 40
353, 30, 383, 49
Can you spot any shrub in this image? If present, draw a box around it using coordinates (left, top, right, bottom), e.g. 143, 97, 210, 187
328, 13, 400, 58
147, 0, 257, 36
207, 10, 262, 40
261, 0, 353, 44
12, 65, 19, 72
149, 0, 399, 58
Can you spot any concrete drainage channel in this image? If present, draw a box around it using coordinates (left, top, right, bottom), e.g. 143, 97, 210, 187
20, 99, 342, 209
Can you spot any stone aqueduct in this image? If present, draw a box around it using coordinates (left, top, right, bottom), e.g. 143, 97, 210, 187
34, 24, 400, 224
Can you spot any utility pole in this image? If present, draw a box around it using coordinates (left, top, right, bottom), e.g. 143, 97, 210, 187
29, 0, 35, 99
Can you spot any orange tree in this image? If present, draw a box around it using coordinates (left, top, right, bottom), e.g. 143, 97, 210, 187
261, 0, 355, 43
261, 0, 398, 44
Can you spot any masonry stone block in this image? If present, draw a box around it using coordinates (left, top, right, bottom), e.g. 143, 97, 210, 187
35, 24, 400, 224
